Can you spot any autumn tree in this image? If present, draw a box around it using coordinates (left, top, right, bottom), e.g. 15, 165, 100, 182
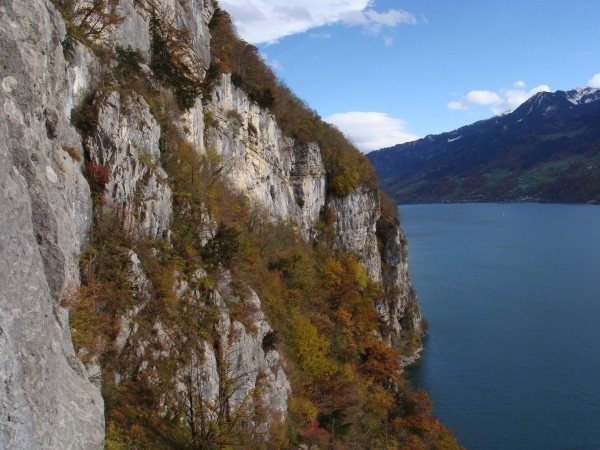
289, 311, 336, 380
178, 330, 276, 448
54, 0, 124, 48
150, 13, 204, 109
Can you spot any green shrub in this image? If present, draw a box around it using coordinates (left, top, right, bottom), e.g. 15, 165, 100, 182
226, 108, 243, 123
115, 46, 144, 79
149, 15, 202, 110
71, 90, 98, 137
202, 223, 241, 268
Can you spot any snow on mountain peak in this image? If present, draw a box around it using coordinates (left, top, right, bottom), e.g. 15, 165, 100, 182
566, 87, 600, 105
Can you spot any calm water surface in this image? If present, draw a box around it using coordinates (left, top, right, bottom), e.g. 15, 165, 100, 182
401, 203, 600, 450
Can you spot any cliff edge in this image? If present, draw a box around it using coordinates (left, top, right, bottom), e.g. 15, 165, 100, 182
0, 0, 433, 448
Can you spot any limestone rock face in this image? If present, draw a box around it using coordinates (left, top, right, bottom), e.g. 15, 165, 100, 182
115, 267, 290, 429
376, 218, 422, 341
180, 286, 291, 425
0, 0, 103, 448
0, 0, 421, 446
86, 91, 172, 238
202, 74, 421, 342
213, 288, 290, 418
111, 0, 213, 69
203, 74, 327, 237
327, 189, 383, 281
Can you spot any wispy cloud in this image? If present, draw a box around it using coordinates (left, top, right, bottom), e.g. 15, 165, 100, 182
341, 8, 418, 34
588, 73, 600, 88
219, 0, 421, 44
326, 111, 419, 153
448, 82, 550, 115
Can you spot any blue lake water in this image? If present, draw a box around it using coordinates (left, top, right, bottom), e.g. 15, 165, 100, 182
401, 203, 600, 450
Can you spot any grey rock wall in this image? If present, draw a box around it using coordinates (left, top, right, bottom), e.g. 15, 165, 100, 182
203, 74, 421, 342
0, 0, 104, 447
115, 266, 290, 429
0, 0, 421, 446
376, 218, 422, 343
203, 74, 327, 237
86, 91, 172, 238
111, 0, 213, 69
327, 189, 383, 281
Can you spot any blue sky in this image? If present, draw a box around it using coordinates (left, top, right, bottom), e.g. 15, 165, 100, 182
219, 0, 600, 152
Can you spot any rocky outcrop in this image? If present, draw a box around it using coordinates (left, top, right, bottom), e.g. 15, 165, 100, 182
184, 281, 290, 425
108, 0, 214, 68
203, 74, 420, 342
115, 264, 290, 430
377, 218, 422, 342
0, 0, 104, 447
327, 189, 382, 281
203, 74, 327, 237
86, 91, 172, 238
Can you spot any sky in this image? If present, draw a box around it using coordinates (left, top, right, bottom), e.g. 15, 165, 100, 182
219, 0, 600, 152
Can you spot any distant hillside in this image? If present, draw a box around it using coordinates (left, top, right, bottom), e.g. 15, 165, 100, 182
368, 87, 600, 204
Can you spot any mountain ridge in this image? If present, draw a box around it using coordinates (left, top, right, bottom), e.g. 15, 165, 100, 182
368, 87, 600, 204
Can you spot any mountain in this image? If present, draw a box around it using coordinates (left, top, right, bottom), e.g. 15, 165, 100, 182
368, 88, 600, 203
0, 1, 460, 449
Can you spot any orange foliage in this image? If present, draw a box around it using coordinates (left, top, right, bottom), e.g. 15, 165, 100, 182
393, 390, 462, 449
361, 337, 401, 383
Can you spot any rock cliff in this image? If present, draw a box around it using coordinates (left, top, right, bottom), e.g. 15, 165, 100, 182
0, 0, 422, 447
1, 1, 103, 447
203, 73, 327, 237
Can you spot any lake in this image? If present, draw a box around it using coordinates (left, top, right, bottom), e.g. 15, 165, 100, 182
401, 203, 600, 450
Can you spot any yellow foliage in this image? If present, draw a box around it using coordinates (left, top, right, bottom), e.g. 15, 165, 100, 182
290, 311, 336, 379
69, 281, 114, 364
348, 258, 369, 292
288, 396, 319, 429
322, 258, 344, 288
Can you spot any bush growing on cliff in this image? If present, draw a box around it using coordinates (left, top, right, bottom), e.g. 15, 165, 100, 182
84, 160, 111, 195
53, 0, 124, 56
149, 14, 203, 109
115, 46, 144, 79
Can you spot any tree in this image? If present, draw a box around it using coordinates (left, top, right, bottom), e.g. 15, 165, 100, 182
55, 0, 124, 42
150, 13, 203, 109
179, 331, 276, 448
75, 0, 123, 38
289, 311, 336, 380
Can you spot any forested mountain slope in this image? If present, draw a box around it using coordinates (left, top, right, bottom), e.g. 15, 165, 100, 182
368, 88, 600, 203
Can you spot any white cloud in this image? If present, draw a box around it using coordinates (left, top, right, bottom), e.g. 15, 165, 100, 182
326, 111, 419, 153
342, 8, 418, 34
498, 84, 550, 113
447, 101, 468, 111
448, 82, 551, 115
219, 0, 419, 44
465, 90, 502, 106
588, 73, 600, 88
